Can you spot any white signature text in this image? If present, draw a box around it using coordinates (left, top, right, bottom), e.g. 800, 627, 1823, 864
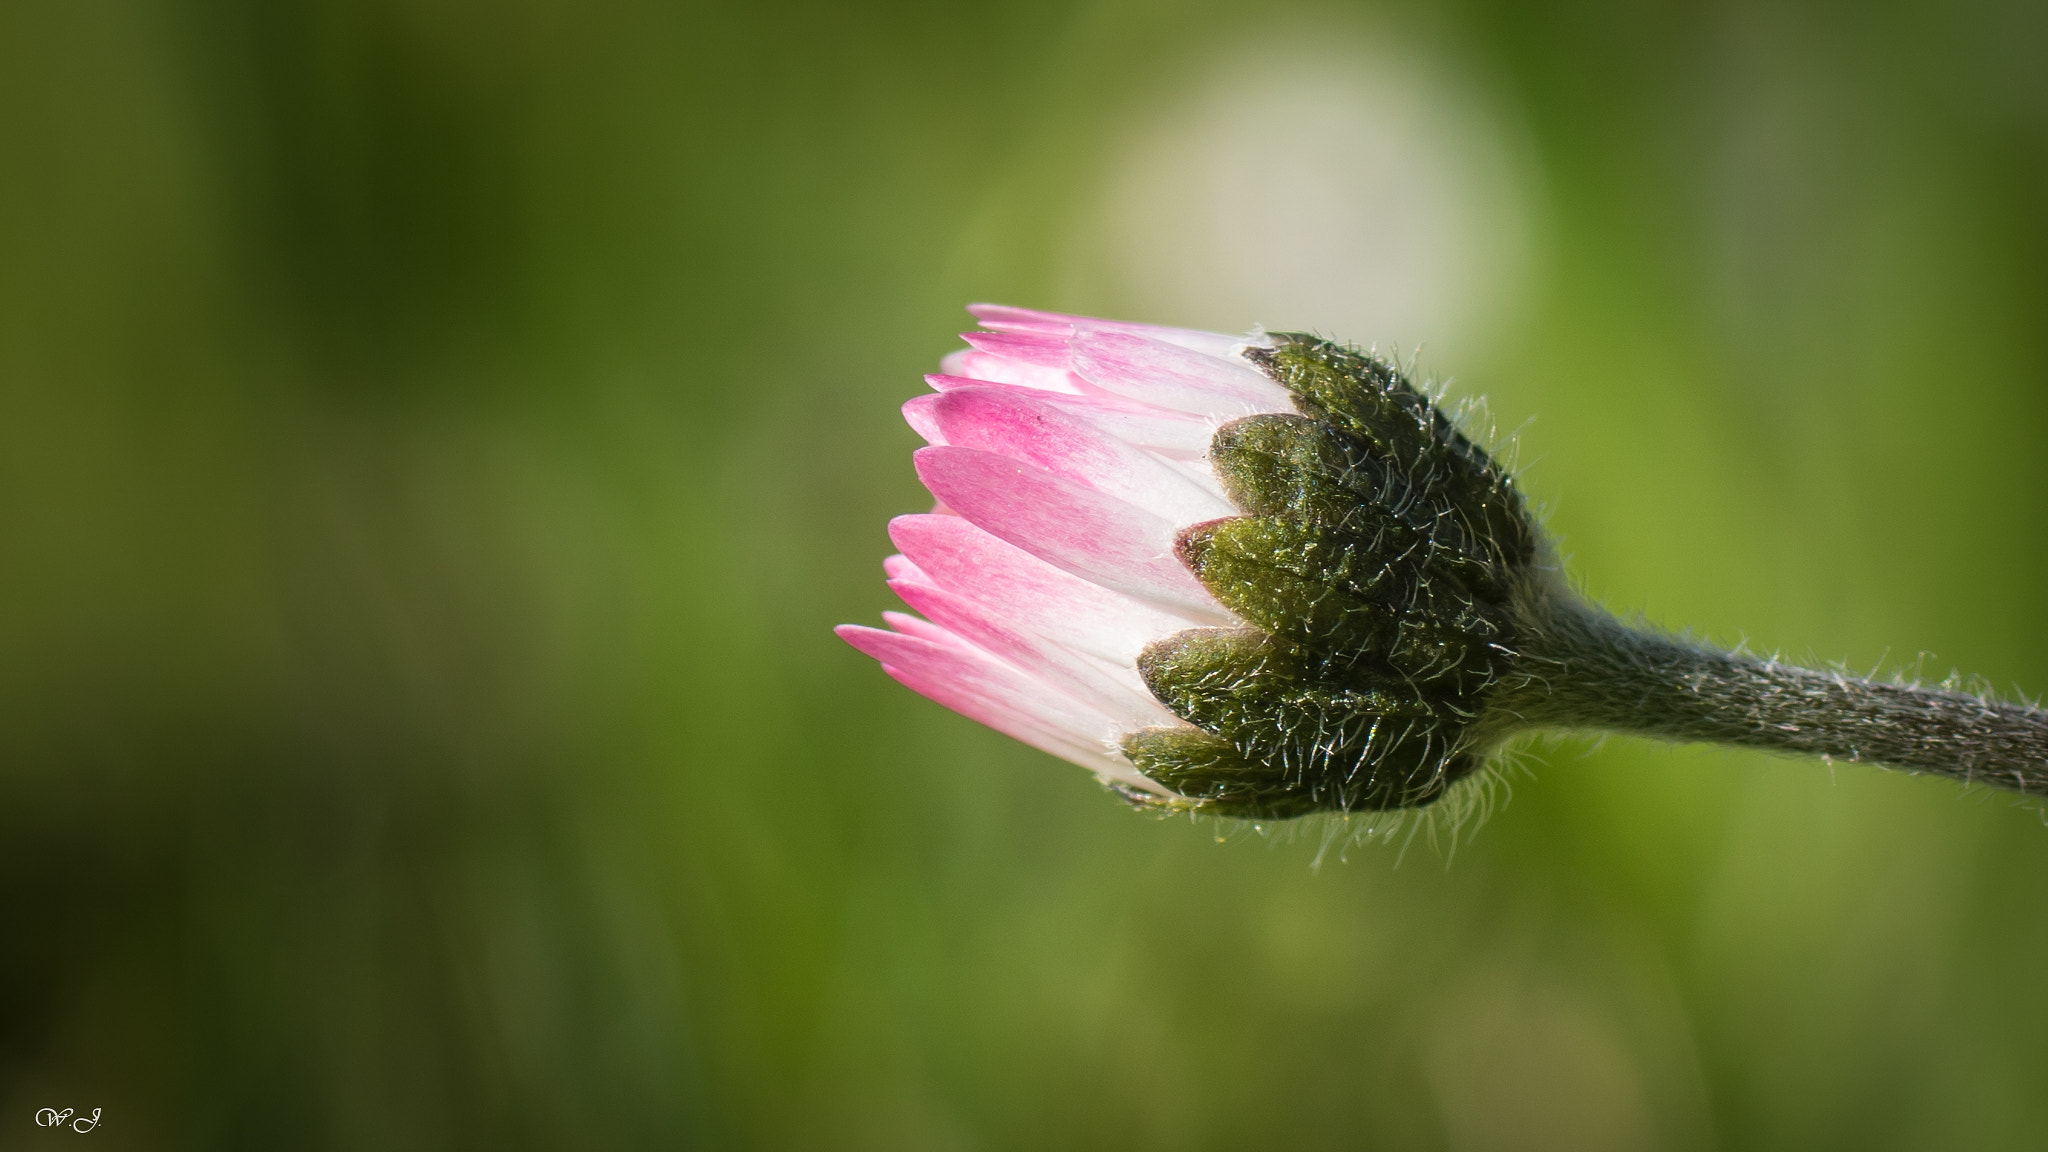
35, 1108, 101, 1133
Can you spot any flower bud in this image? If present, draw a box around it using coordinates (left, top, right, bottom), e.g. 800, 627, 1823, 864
842, 305, 2048, 820
839, 306, 1540, 818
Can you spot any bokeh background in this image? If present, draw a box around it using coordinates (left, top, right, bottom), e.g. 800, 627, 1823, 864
4, 0, 2047, 1147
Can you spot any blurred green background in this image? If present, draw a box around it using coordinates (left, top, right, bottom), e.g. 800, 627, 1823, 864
4, 0, 2046, 1147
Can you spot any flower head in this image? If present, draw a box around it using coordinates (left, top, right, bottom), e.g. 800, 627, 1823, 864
845, 306, 2048, 822
838, 305, 1542, 818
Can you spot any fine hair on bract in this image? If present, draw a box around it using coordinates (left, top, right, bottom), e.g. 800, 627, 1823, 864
1158, 339, 1536, 864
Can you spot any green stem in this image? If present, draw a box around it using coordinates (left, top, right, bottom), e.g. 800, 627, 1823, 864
1493, 595, 2048, 796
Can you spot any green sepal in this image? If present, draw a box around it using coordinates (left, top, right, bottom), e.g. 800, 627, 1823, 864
1243, 337, 1535, 569
1133, 628, 1478, 811
1115, 333, 1545, 816
1209, 413, 1509, 599
1118, 727, 1327, 820
1176, 517, 1509, 686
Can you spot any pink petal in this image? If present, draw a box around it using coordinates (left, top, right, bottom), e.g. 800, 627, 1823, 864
937, 349, 1081, 394
1070, 330, 1295, 417
965, 304, 1102, 333
882, 553, 927, 583
834, 623, 1145, 782
927, 372, 1020, 390
839, 624, 1105, 742
879, 610, 965, 648
922, 387, 1233, 526
901, 393, 944, 445
961, 330, 1071, 369
926, 375, 1215, 457
888, 578, 1178, 731
911, 447, 1232, 621
968, 303, 1247, 359
888, 514, 1206, 659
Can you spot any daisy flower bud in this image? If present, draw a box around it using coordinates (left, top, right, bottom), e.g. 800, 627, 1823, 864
840, 306, 2048, 820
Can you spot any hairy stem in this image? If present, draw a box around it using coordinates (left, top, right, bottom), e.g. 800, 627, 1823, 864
1492, 594, 2048, 795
